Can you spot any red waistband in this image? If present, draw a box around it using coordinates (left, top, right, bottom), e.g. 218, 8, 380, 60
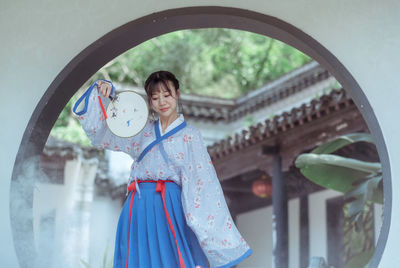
132, 179, 175, 183
128, 180, 175, 192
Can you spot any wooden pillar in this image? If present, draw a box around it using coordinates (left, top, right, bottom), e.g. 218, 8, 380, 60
264, 146, 288, 268
300, 194, 310, 268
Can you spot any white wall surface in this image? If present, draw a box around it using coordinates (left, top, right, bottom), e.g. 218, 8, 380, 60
1, 1, 399, 267
308, 190, 342, 261
33, 158, 101, 267
235, 198, 300, 268
236, 206, 273, 268
33, 159, 82, 267
289, 198, 300, 268
88, 195, 121, 268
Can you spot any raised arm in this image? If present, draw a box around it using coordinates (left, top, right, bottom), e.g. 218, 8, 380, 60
73, 80, 142, 158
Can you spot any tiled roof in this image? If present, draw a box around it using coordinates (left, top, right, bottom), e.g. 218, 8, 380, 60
42, 136, 98, 159
208, 88, 353, 160
119, 61, 331, 122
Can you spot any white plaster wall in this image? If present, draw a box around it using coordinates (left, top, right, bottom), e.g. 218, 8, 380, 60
33, 159, 82, 267
1, 1, 399, 266
308, 189, 343, 261
88, 195, 122, 268
235, 198, 299, 268
236, 206, 273, 268
33, 158, 102, 267
33, 158, 82, 240
289, 198, 300, 268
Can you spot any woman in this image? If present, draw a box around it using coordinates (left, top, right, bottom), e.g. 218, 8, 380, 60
73, 71, 252, 268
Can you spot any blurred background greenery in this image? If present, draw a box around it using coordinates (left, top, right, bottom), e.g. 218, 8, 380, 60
50, 28, 312, 146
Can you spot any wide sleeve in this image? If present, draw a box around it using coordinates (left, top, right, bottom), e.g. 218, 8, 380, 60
73, 80, 142, 159
180, 127, 252, 268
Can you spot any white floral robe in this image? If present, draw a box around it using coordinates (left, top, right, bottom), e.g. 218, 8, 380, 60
74, 81, 252, 267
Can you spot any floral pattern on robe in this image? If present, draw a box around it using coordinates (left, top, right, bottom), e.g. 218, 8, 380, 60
74, 81, 252, 267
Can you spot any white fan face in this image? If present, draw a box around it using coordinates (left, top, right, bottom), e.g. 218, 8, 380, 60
106, 91, 149, 138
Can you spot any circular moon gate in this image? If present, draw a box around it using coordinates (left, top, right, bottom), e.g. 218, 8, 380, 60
10, 6, 391, 268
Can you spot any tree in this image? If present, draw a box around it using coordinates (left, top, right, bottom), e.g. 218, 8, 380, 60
51, 28, 312, 145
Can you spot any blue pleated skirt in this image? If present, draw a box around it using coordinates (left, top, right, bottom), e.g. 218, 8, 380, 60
113, 182, 208, 268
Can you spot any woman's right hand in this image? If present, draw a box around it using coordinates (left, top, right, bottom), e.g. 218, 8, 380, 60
97, 80, 113, 98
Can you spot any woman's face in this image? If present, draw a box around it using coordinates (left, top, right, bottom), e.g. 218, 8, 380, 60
150, 81, 180, 119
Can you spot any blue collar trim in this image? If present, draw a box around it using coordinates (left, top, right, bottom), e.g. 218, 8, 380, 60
137, 119, 187, 162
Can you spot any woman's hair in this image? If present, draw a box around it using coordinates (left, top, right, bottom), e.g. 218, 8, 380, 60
144, 71, 180, 102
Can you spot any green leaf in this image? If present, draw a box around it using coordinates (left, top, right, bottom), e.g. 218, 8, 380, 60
295, 154, 381, 193
296, 154, 381, 173
80, 259, 91, 268
311, 133, 375, 154
345, 175, 383, 204
343, 248, 375, 268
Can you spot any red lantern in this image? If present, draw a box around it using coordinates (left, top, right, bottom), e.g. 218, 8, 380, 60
252, 179, 272, 198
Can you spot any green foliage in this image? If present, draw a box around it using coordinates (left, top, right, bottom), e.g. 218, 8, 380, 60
310, 133, 375, 155
343, 202, 376, 268
80, 244, 113, 268
50, 117, 91, 146
49, 91, 92, 147
52, 28, 312, 145
80, 260, 90, 268
90, 28, 312, 99
244, 114, 256, 128
344, 249, 375, 268
295, 133, 383, 227
53, 98, 74, 128
297, 133, 381, 268
295, 153, 381, 193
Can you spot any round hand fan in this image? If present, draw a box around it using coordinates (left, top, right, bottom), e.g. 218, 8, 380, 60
106, 91, 148, 138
